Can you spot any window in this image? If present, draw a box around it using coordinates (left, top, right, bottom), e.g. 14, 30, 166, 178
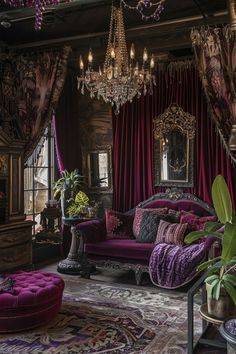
24, 124, 55, 235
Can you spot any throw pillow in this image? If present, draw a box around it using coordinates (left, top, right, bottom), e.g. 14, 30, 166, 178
180, 213, 217, 231
155, 220, 188, 246
133, 207, 168, 238
136, 212, 174, 243
0, 277, 14, 294
105, 209, 134, 239
168, 209, 181, 222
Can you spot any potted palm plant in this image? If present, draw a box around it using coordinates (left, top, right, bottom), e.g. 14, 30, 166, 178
53, 169, 84, 218
185, 175, 236, 320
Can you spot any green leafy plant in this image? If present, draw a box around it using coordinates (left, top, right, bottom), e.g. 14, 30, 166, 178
67, 191, 90, 218
53, 169, 84, 201
185, 175, 236, 306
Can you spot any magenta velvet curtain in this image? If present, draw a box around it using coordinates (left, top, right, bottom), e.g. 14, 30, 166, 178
112, 61, 236, 212
112, 93, 154, 212
54, 71, 83, 174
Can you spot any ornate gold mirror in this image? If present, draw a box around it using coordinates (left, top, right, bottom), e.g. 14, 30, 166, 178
82, 145, 113, 193
153, 104, 196, 187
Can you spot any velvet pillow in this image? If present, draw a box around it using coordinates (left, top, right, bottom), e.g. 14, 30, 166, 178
105, 209, 134, 240
180, 213, 217, 231
136, 212, 174, 243
133, 207, 168, 238
155, 220, 188, 246
168, 209, 181, 222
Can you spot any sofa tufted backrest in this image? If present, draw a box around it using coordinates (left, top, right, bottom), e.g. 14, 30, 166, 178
127, 192, 215, 217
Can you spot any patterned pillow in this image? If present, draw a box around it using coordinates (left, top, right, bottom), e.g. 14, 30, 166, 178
180, 213, 217, 231
168, 209, 181, 222
136, 212, 174, 243
155, 220, 188, 246
0, 277, 14, 294
133, 207, 168, 238
105, 209, 134, 239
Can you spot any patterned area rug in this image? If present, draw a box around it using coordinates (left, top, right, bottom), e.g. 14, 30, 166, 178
0, 276, 202, 354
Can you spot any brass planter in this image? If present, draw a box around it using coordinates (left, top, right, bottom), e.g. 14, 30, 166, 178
206, 282, 236, 320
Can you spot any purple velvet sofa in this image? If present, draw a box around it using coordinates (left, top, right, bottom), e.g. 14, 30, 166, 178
76, 189, 216, 285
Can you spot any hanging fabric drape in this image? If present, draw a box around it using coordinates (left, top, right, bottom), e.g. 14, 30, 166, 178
112, 61, 236, 212
191, 26, 236, 162
0, 46, 71, 161
54, 71, 83, 174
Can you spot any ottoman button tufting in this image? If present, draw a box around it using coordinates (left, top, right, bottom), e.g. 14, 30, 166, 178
0, 271, 64, 333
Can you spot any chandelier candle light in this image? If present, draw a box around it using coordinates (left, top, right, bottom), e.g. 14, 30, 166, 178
77, 4, 156, 115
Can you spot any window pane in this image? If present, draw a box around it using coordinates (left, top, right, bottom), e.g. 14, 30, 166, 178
24, 124, 55, 235
34, 189, 48, 213
98, 153, 108, 187
24, 168, 33, 190
34, 168, 48, 189
35, 213, 42, 234
24, 191, 33, 215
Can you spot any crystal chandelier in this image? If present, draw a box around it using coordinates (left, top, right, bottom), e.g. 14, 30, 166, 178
121, 0, 166, 21
3, 0, 61, 30
77, 3, 156, 115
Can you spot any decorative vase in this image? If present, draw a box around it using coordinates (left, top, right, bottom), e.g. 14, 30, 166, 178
206, 282, 236, 320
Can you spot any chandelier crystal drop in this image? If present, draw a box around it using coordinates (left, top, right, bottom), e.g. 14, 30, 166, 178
77, 4, 156, 115
3, 0, 61, 30
121, 0, 166, 21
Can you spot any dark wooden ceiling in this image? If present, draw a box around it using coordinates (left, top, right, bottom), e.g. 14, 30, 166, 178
0, 0, 228, 59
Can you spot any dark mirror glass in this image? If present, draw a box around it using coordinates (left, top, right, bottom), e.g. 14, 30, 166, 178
160, 129, 188, 183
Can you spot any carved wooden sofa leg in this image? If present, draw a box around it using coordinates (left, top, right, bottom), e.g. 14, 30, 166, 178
134, 267, 144, 286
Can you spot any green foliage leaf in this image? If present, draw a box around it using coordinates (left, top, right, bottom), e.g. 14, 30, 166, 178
208, 278, 220, 298
197, 257, 221, 272
205, 274, 220, 283
223, 274, 236, 287
53, 169, 84, 200
184, 231, 206, 244
223, 281, 236, 306
204, 222, 223, 233
75, 191, 89, 206
212, 175, 232, 224
222, 222, 236, 263
213, 279, 222, 300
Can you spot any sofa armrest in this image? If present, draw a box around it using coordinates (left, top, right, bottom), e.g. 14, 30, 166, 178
75, 218, 106, 243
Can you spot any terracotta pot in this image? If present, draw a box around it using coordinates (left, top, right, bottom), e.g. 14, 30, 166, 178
206, 282, 236, 320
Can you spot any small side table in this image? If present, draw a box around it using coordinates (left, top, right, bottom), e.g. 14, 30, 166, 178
188, 272, 227, 354
57, 217, 93, 275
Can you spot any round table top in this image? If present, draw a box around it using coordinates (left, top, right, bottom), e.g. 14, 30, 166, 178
199, 304, 224, 325
62, 217, 93, 226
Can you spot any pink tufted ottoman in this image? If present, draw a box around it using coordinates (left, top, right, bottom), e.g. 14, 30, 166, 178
0, 271, 64, 333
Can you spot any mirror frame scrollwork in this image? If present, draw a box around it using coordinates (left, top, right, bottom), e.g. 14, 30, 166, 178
82, 145, 113, 193
153, 103, 196, 188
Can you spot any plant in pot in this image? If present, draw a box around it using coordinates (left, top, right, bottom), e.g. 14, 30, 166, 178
53, 169, 84, 218
66, 191, 90, 218
185, 175, 236, 320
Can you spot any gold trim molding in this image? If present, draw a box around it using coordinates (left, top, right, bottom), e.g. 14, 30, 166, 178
153, 103, 196, 141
